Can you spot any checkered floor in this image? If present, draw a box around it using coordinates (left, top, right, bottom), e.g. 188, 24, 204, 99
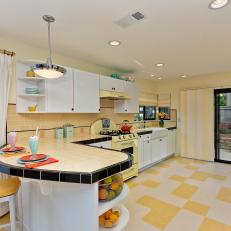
124, 156, 231, 231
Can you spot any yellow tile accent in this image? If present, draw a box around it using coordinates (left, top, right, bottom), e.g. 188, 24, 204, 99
216, 187, 231, 203
137, 196, 180, 229
185, 165, 199, 170
169, 175, 187, 183
172, 183, 198, 199
142, 180, 160, 188
190, 171, 210, 181
127, 181, 140, 189
199, 218, 231, 231
184, 201, 209, 216
210, 174, 226, 181
145, 168, 160, 175
157, 162, 170, 168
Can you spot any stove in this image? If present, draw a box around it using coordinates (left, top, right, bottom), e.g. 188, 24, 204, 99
90, 119, 139, 181
99, 130, 130, 136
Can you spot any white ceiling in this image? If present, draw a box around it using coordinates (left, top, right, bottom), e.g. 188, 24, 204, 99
0, 0, 231, 80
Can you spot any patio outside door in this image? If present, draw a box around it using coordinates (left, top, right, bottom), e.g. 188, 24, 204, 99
215, 88, 231, 163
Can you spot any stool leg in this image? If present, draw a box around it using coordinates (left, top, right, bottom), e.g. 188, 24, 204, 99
9, 195, 16, 231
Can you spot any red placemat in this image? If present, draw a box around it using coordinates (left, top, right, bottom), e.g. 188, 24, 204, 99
25, 158, 59, 169
20, 154, 47, 162
1, 146, 24, 152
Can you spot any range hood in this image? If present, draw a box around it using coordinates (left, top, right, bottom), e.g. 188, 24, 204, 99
100, 90, 130, 100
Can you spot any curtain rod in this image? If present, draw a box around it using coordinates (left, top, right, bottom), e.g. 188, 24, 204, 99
0, 49, 16, 56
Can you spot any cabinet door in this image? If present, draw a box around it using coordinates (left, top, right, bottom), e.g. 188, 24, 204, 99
167, 130, 176, 155
100, 75, 124, 92
138, 137, 144, 169
46, 68, 74, 112
73, 70, 100, 113
114, 82, 139, 113
143, 140, 152, 167
171, 130, 176, 154
159, 137, 168, 159
151, 139, 162, 163
124, 82, 139, 113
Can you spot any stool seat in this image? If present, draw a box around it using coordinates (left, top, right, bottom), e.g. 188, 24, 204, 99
0, 177, 20, 198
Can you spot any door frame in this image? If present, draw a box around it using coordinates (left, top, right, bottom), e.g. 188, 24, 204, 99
214, 88, 231, 164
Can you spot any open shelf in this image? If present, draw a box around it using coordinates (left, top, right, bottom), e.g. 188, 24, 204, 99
18, 94, 45, 97
99, 204, 129, 231
19, 77, 45, 80
98, 184, 129, 216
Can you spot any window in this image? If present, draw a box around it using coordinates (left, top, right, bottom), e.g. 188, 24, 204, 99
139, 105, 156, 120
159, 107, 171, 120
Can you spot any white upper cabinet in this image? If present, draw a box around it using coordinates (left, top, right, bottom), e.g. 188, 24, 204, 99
114, 81, 139, 113
46, 68, 74, 112
73, 70, 100, 113
100, 75, 124, 92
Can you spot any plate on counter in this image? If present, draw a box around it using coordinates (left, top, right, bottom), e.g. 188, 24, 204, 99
19, 154, 48, 163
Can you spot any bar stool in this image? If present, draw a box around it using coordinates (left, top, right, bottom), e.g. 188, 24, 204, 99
0, 177, 21, 231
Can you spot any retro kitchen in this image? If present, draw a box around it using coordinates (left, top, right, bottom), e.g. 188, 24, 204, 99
0, 1, 231, 231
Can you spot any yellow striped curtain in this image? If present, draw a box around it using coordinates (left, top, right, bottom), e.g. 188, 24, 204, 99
180, 88, 214, 161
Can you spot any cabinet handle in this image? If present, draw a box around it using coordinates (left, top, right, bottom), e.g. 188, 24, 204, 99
160, 139, 162, 141
125, 109, 127, 112
71, 108, 74, 111
99, 108, 101, 112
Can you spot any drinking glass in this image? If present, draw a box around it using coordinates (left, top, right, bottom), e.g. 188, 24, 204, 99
7, 132, 17, 150
29, 136, 39, 160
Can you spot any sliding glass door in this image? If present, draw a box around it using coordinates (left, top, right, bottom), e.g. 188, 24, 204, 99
215, 89, 231, 163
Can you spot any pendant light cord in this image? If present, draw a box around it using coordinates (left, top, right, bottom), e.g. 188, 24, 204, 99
47, 20, 52, 67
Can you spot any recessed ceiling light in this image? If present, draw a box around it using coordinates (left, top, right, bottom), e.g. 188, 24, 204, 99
157, 77, 162, 80
156, 63, 164, 67
108, 40, 121, 46
181, 75, 187, 78
151, 74, 155, 77
209, 0, 230, 9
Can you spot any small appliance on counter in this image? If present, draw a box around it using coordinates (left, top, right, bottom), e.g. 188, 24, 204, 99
90, 118, 138, 181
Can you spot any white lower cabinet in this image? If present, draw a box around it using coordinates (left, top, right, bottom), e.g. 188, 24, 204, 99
167, 129, 176, 155
138, 134, 152, 169
143, 140, 152, 167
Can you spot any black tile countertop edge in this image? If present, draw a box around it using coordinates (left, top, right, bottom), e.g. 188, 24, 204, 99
137, 131, 152, 136
0, 149, 132, 185
74, 136, 112, 145
167, 127, 177, 130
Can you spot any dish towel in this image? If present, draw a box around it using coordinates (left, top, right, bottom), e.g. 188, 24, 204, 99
25, 158, 59, 169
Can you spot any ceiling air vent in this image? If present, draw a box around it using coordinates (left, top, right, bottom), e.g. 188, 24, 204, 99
116, 11, 145, 28
132, 12, 145, 21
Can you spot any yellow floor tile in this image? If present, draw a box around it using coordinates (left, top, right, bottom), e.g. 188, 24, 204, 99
184, 200, 209, 216
157, 162, 170, 168
127, 181, 140, 189
190, 171, 210, 181
172, 183, 198, 199
137, 195, 180, 229
177, 158, 194, 165
169, 175, 187, 183
191, 160, 207, 165
142, 180, 160, 188
216, 187, 231, 203
185, 165, 199, 170
199, 218, 231, 231
210, 174, 226, 181
145, 168, 160, 175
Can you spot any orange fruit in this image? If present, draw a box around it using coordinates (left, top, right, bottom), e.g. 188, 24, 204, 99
104, 210, 112, 219
104, 220, 113, 228
110, 182, 119, 191
99, 188, 108, 200
109, 213, 118, 224
99, 215, 105, 226
113, 210, 120, 217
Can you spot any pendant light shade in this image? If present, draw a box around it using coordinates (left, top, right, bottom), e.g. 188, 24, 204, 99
32, 15, 66, 79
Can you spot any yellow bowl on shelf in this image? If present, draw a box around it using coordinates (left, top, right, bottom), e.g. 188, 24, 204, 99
28, 105, 37, 112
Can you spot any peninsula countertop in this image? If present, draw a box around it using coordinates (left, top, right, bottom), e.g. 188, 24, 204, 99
0, 135, 132, 184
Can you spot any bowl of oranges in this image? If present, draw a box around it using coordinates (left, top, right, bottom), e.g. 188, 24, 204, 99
99, 207, 121, 228
99, 174, 124, 201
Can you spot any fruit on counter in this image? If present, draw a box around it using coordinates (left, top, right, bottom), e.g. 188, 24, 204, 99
107, 190, 116, 200
99, 208, 121, 228
110, 182, 119, 191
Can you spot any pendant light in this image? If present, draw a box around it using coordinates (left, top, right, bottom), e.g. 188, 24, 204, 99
32, 15, 66, 79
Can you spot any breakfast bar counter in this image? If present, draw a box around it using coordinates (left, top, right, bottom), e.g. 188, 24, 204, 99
0, 136, 132, 231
